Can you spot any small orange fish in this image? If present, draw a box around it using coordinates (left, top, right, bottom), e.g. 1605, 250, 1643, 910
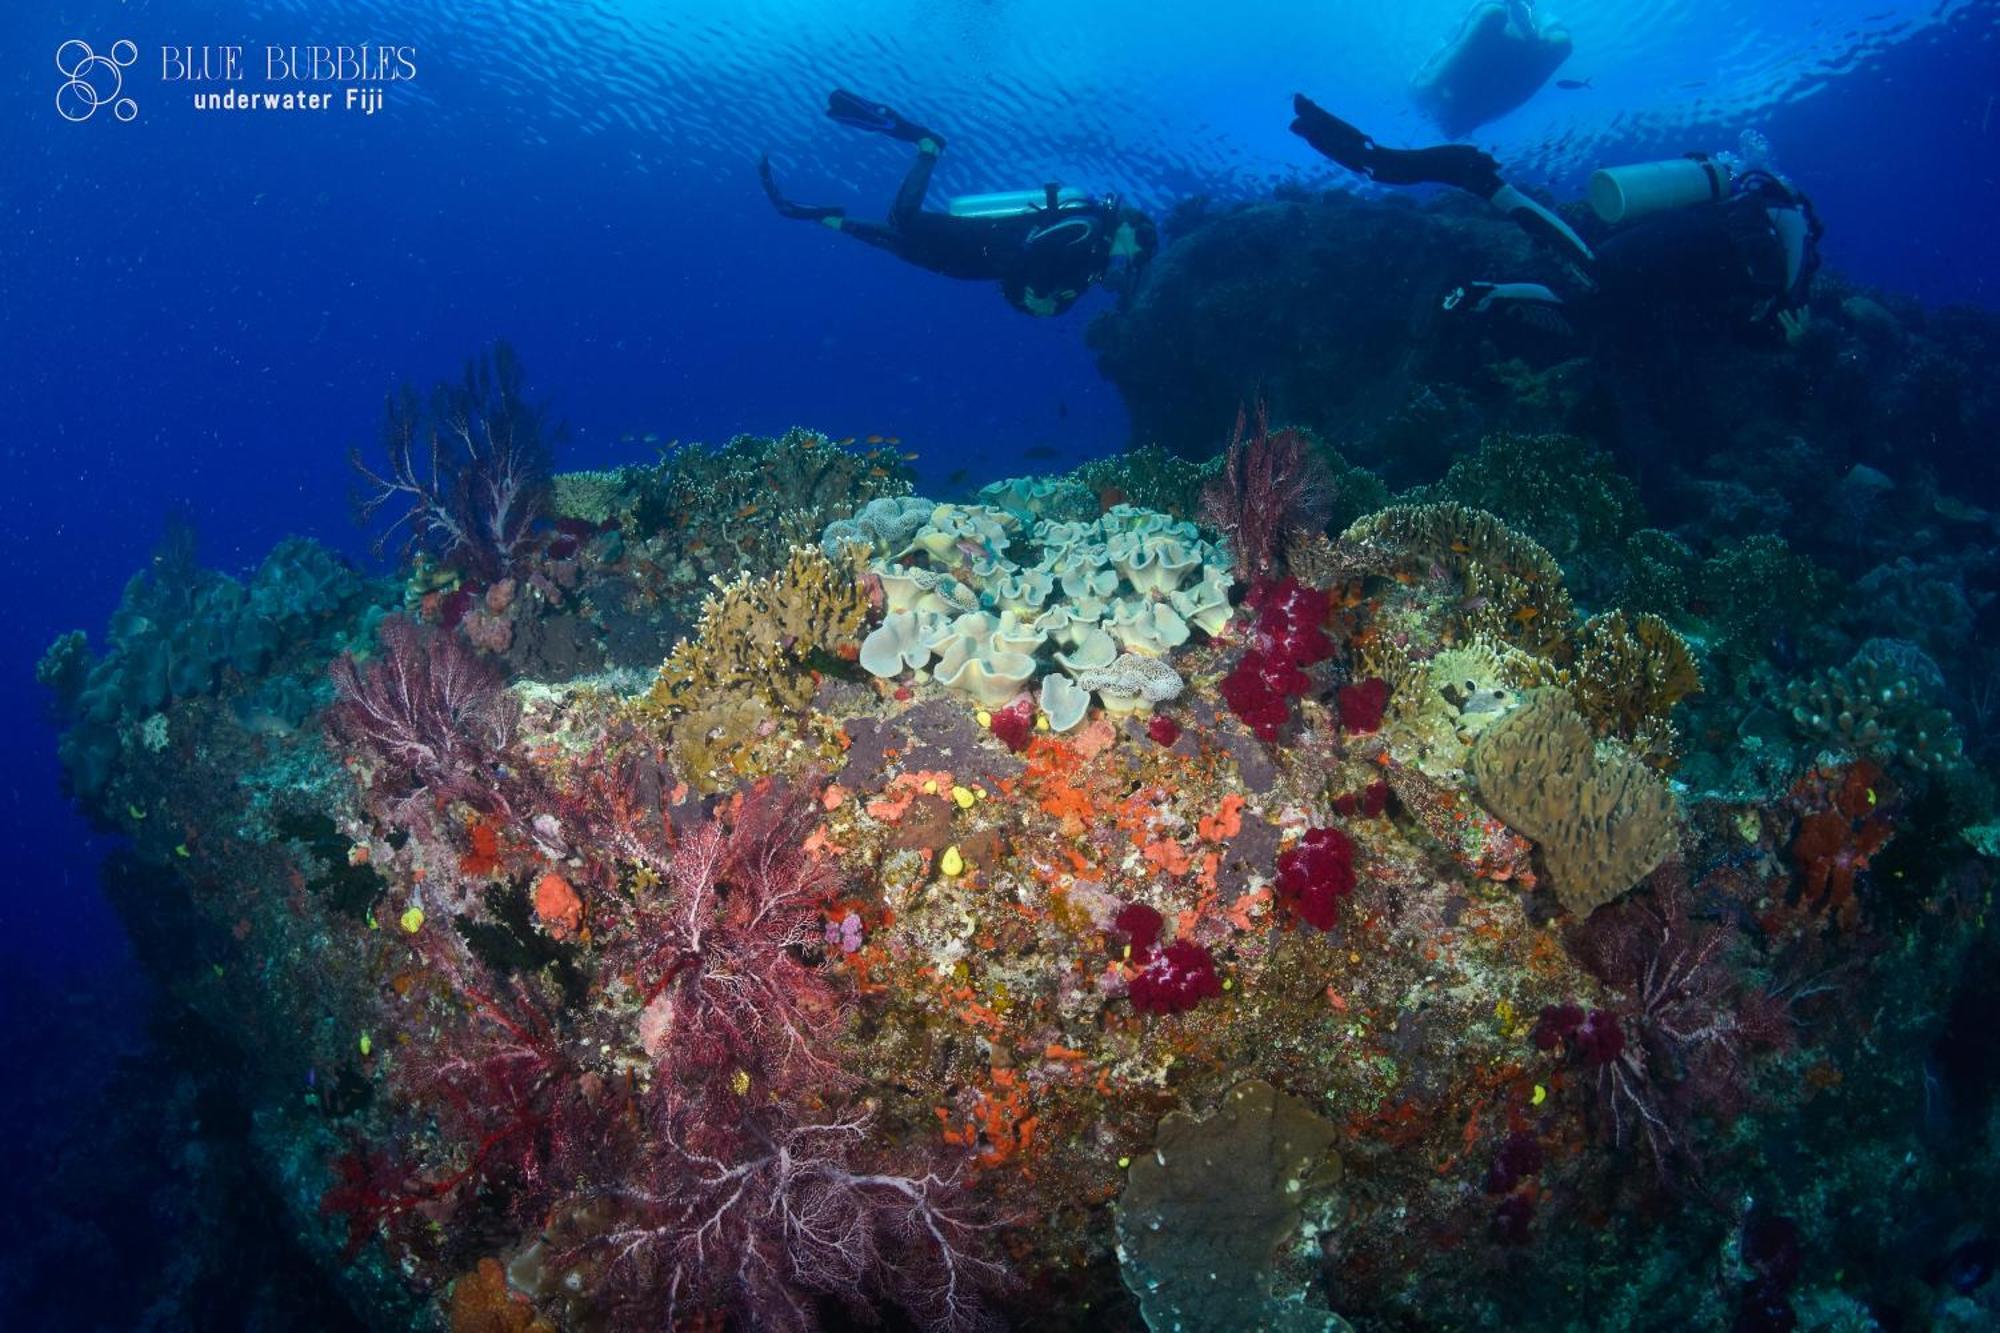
866, 434, 885, 444
837, 436, 856, 445
886, 436, 901, 445
736, 503, 760, 519
868, 466, 891, 478
901, 451, 920, 462
1450, 541, 1472, 554
1511, 606, 1540, 624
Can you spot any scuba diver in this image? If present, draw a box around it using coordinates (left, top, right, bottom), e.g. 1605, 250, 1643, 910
760, 89, 1157, 318
1288, 95, 1822, 347
1412, 0, 1573, 138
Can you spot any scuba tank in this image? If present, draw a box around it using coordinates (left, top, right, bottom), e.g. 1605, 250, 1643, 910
1588, 155, 1732, 225
948, 185, 1092, 219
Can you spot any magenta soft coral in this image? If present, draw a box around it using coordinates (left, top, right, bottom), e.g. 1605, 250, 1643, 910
1113, 902, 1222, 1015
1221, 580, 1333, 742
1275, 826, 1356, 930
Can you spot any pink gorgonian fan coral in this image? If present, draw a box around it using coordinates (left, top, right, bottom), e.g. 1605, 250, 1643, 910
327, 614, 519, 814
1547, 874, 1754, 1181
352, 340, 553, 582
619, 779, 846, 1090
1199, 400, 1334, 583
571, 1099, 1004, 1333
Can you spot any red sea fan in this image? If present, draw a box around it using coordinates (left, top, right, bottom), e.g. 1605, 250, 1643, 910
620, 780, 846, 1090
327, 614, 519, 814
572, 1100, 1004, 1333
1557, 876, 1752, 1180
1200, 401, 1334, 583
352, 341, 554, 582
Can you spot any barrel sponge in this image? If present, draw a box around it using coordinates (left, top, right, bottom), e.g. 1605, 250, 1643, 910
1470, 689, 1678, 916
1115, 1080, 1350, 1333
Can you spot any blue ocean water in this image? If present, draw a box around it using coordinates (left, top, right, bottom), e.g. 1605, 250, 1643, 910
2, 1, 1997, 1327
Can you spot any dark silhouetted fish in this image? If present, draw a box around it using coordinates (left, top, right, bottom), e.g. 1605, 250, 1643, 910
1022, 445, 1059, 461
1555, 78, 1592, 90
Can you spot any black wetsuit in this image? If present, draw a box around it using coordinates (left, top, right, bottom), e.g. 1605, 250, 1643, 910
764, 140, 1134, 317
1289, 96, 1819, 341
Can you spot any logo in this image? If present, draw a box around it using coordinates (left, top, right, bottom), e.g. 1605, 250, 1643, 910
56, 39, 138, 122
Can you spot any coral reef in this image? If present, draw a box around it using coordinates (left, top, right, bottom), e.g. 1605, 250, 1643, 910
44, 301, 2000, 1331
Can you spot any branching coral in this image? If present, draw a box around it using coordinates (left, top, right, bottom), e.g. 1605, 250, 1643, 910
1200, 402, 1334, 583
1784, 638, 1964, 778
647, 548, 869, 717
354, 342, 555, 582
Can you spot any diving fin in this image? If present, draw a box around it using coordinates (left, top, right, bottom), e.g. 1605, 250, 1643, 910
1289, 94, 1374, 170
826, 89, 937, 146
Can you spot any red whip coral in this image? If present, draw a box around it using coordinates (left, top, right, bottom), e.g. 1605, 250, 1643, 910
1200, 401, 1334, 583
328, 615, 519, 814
567, 1101, 1003, 1333
1274, 826, 1356, 930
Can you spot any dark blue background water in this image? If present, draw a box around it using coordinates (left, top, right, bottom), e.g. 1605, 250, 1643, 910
2, 0, 1995, 993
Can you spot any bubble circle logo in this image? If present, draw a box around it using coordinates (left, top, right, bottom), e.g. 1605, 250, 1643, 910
56, 39, 138, 123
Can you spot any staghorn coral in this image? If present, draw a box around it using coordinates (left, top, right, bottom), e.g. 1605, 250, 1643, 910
1469, 690, 1679, 916
1115, 1080, 1349, 1333
1340, 503, 1574, 658
1569, 611, 1702, 767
